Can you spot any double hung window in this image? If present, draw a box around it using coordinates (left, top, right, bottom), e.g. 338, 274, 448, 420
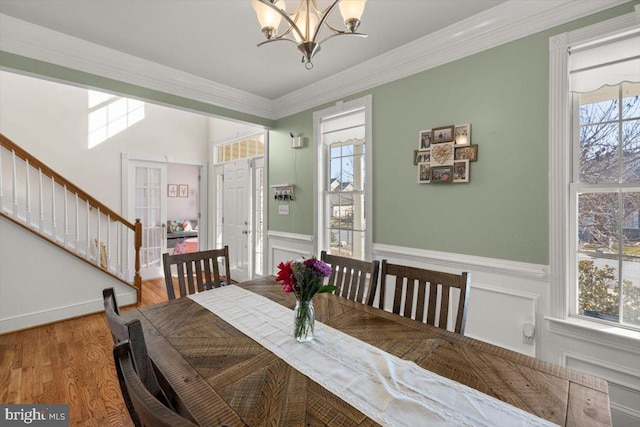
314, 96, 372, 260
567, 32, 640, 328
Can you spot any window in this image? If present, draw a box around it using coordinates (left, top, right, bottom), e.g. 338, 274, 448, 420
571, 83, 640, 328
88, 90, 144, 148
215, 133, 264, 164
314, 96, 372, 260
549, 17, 640, 331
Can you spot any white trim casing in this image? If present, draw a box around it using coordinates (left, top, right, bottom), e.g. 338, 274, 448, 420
313, 95, 373, 260
0, 1, 629, 120
547, 3, 640, 352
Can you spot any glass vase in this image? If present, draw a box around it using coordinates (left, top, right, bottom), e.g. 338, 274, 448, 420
293, 299, 315, 342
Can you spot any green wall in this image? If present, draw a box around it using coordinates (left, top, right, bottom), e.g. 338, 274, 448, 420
268, 2, 638, 265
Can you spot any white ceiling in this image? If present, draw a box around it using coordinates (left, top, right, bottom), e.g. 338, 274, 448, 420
0, 0, 510, 100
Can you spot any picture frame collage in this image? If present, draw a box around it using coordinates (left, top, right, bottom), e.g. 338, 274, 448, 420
168, 184, 189, 198
414, 123, 478, 184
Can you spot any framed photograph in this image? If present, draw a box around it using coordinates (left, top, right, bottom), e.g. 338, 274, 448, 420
453, 160, 469, 183
417, 163, 431, 183
430, 142, 454, 166
414, 150, 430, 165
431, 165, 453, 183
178, 184, 189, 198
431, 125, 455, 143
454, 144, 478, 162
454, 123, 471, 146
418, 130, 431, 150
167, 184, 178, 198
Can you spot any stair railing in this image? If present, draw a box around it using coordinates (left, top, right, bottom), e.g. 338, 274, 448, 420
0, 133, 142, 302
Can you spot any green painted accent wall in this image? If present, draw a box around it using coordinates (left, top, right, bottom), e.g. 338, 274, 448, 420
0, 51, 274, 128
269, 2, 638, 265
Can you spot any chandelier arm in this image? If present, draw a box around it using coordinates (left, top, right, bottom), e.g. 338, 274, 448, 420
257, 37, 299, 48
256, 0, 306, 42
317, 32, 367, 46
311, 0, 341, 44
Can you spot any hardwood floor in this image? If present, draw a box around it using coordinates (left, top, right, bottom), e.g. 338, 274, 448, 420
0, 279, 170, 427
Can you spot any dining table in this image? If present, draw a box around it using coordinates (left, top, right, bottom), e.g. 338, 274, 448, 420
122, 276, 612, 427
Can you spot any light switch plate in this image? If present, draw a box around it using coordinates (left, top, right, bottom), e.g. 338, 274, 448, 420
278, 205, 289, 215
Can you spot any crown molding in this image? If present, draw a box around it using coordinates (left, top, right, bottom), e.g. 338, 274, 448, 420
0, 1, 630, 122
0, 14, 276, 120
272, 0, 629, 118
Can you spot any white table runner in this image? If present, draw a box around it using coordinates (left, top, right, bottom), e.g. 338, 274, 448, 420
189, 286, 558, 427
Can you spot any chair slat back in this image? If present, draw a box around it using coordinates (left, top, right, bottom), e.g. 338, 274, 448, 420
162, 247, 231, 300
113, 341, 199, 427
321, 251, 380, 306
380, 261, 471, 335
103, 288, 166, 425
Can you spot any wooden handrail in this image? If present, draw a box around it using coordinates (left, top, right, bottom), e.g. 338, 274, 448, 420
0, 133, 143, 301
0, 133, 133, 229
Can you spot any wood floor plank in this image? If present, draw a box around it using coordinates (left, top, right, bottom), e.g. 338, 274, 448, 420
0, 278, 170, 427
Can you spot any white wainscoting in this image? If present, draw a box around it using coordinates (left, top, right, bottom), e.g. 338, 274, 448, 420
266, 230, 314, 275
563, 352, 640, 427
373, 244, 548, 357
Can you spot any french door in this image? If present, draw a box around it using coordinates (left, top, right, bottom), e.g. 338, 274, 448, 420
127, 160, 167, 279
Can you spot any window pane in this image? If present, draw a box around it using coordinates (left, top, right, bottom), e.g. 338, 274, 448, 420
622, 119, 640, 183
579, 89, 619, 124
579, 123, 619, 183
578, 192, 620, 322
622, 191, 640, 326
621, 82, 640, 120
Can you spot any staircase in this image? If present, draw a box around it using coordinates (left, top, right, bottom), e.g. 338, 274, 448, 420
0, 133, 142, 306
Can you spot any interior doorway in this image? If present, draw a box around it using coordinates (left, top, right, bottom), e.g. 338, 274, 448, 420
123, 156, 207, 280
212, 132, 266, 282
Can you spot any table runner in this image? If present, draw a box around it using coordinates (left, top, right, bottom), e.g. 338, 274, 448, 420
189, 286, 558, 427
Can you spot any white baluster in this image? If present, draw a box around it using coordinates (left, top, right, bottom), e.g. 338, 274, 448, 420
75, 193, 80, 253
117, 222, 122, 277
86, 200, 91, 261
38, 169, 44, 232
51, 176, 57, 240
11, 149, 17, 217
96, 207, 101, 267
64, 186, 69, 247
107, 215, 111, 273
0, 146, 4, 210
25, 159, 31, 225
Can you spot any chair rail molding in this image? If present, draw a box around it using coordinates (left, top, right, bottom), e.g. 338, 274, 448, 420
373, 243, 548, 281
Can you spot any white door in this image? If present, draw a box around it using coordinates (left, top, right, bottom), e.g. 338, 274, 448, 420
223, 160, 250, 281
128, 160, 167, 279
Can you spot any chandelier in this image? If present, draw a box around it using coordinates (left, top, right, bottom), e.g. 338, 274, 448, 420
252, 0, 368, 70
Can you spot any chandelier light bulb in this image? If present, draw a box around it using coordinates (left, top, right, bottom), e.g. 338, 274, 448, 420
339, 0, 367, 32
252, 0, 286, 39
293, 7, 320, 44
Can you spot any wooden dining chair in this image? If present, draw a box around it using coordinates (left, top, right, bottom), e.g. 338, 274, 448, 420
113, 341, 199, 427
103, 288, 192, 426
379, 261, 471, 335
321, 251, 381, 306
162, 246, 231, 300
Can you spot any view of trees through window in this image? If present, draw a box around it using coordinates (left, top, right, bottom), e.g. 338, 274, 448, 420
328, 138, 365, 259
576, 82, 640, 327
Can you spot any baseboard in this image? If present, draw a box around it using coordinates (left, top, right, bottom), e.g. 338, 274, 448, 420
0, 290, 136, 334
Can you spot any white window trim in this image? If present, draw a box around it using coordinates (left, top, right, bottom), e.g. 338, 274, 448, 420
547, 5, 640, 345
313, 95, 373, 259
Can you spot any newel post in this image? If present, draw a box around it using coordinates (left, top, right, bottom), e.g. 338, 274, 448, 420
134, 218, 142, 304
